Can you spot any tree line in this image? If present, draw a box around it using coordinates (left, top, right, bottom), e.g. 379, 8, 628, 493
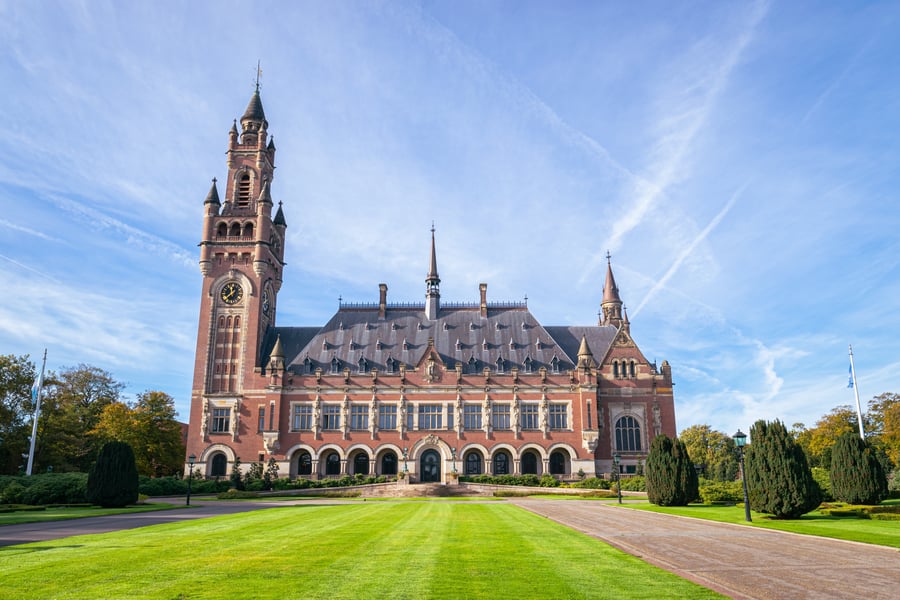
0, 354, 185, 477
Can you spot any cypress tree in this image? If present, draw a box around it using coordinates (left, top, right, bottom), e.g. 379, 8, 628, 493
645, 434, 698, 506
86, 441, 139, 508
830, 432, 888, 505
745, 419, 821, 519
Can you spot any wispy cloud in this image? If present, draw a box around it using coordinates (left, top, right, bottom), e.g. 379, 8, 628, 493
0, 218, 60, 242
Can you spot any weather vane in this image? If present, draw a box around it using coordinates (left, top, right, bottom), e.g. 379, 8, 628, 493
255, 60, 262, 91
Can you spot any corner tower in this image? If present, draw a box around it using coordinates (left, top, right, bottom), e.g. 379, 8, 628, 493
191, 86, 286, 444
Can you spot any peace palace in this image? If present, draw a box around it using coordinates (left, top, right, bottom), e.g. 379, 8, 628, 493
185, 87, 678, 483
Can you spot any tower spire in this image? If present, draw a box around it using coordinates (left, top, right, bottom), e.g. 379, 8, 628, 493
425, 223, 441, 320
600, 251, 624, 326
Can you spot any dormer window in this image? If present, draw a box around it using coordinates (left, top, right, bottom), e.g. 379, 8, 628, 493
468, 356, 477, 374
443, 322, 449, 331
496, 357, 504, 373
303, 356, 313, 374
482, 339, 488, 351
330, 357, 341, 374
391, 322, 398, 331
521, 322, 527, 330
508, 338, 515, 349
237, 173, 251, 206
469, 322, 476, 331
523, 356, 534, 374
358, 357, 368, 373
417, 322, 424, 331
550, 356, 560, 374
536, 339, 543, 350
376, 339, 383, 351
386, 358, 397, 374
495, 322, 501, 331
455, 338, 462, 351
402, 339, 409, 351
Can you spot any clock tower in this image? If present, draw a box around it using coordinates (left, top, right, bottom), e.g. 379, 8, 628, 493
189, 85, 286, 447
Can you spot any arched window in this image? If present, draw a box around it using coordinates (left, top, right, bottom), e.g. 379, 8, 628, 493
549, 450, 567, 475
330, 357, 341, 374
615, 416, 642, 452
297, 451, 312, 476
217, 222, 227, 237
237, 173, 251, 205
492, 452, 509, 475
242, 223, 254, 238
630, 361, 636, 378
465, 451, 483, 475
550, 356, 560, 374
358, 357, 368, 373
324, 452, 341, 476
303, 357, 313, 374
386, 358, 397, 374
523, 356, 533, 374
381, 452, 397, 475
613, 361, 619, 378
210, 453, 228, 477
353, 453, 369, 476
495, 357, 504, 374
468, 356, 477, 374
521, 451, 539, 475
229, 223, 241, 237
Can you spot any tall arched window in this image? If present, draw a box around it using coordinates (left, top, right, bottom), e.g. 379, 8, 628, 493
297, 451, 312, 476
237, 173, 251, 205
381, 452, 397, 475
521, 451, 539, 475
465, 451, 483, 475
615, 415, 642, 452
325, 452, 341, 476
492, 452, 509, 475
353, 453, 369, 475
549, 450, 567, 475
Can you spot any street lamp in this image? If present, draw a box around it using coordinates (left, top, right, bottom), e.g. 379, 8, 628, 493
732, 430, 751, 522
186, 454, 196, 507
612, 453, 622, 504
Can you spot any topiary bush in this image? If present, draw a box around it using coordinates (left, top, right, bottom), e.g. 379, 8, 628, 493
698, 480, 743, 504
618, 476, 646, 492
645, 435, 698, 506
830, 432, 888, 505
86, 441, 139, 508
745, 419, 821, 519
572, 477, 610, 490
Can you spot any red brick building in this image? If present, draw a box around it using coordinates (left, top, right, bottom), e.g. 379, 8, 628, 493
185, 88, 677, 482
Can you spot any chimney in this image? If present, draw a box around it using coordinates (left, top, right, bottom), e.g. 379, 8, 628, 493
378, 284, 388, 320
479, 283, 488, 318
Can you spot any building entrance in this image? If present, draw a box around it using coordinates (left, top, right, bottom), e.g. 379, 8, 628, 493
421, 449, 441, 482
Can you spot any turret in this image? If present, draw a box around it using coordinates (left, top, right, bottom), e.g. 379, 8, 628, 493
600, 252, 624, 326
425, 225, 441, 320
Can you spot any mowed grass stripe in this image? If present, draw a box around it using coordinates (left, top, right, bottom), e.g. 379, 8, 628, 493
0, 502, 722, 599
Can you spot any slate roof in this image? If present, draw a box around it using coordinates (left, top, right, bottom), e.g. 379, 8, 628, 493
264, 305, 617, 375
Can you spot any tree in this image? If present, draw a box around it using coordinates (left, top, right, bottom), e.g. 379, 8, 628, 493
867, 393, 900, 468
264, 457, 279, 490
86, 441, 139, 508
93, 391, 186, 477
230, 456, 244, 490
35, 365, 123, 472
745, 419, 821, 519
793, 406, 862, 469
0, 354, 37, 474
679, 424, 738, 481
645, 434, 699, 506
830, 432, 888, 505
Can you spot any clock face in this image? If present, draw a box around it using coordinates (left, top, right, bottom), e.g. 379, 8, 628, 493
262, 288, 271, 315
220, 282, 243, 305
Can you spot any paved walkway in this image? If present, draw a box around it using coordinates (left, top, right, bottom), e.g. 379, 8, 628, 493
510, 498, 900, 600
3, 497, 899, 599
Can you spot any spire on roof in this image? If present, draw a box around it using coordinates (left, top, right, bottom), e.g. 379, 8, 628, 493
257, 180, 272, 205
425, 223, 440, 320
270, 334, 284, 359
242, 88, 267, 123
600, 251, 624, 326
427, 222, 440, 285
274, 201, 286, 227
204, 178, 220, 205
577, 334, 596, 369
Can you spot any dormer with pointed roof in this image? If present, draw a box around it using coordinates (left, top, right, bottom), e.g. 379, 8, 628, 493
577, 334, 596, 369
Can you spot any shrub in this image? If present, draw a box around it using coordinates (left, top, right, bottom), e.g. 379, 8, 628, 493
230, 457, 245, 491
572, 477, 610, 490
830, 432, 888, 505
20, 473, 89, 505
745, 419, 821, 519
87, 441, 139, 508
1, 481, 26, 504
539, 474, 560, 488
618, 476, 646, 492
139, 476, 186, 496
645, 435, 698, 506
698, 480, 743, 504
217, 490, 260, 500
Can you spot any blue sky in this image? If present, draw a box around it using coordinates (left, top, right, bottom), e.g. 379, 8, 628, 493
2, 1, 898, 438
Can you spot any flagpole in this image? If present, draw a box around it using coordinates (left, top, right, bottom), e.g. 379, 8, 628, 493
848, 344, 865, 440
26, 349, 47, 476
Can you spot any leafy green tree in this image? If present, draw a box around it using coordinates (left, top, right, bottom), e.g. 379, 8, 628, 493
36, 365, 123, 472
265, 457, 279, 490
645, 434, 699, 506
746, 419, 821, 519
830, 432, 887, 505
679, 424, 738, 481
793, 406, 864, 469
0, 354, 37, 474
867, 393, 900, 468
86, 441, 139, 508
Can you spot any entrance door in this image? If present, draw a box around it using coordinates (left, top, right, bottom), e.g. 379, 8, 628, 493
421, 449, 441, 482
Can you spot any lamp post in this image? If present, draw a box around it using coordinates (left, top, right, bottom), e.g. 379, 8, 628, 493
613, 453, 622, 504
733, 430, 751, 522
186, 454, 196, 507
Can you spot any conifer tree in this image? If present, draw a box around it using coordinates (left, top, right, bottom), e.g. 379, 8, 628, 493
86, 441, 139, 508
830, 432, 888, 505
745, 419, 821, 518
645, 434, 698, 506
230, 456, 244, 490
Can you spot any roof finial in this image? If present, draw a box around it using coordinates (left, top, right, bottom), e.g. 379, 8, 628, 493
606, 250, 611, 264
255, 60, 262, 92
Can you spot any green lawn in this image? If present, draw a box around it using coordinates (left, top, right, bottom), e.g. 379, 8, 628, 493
0, 502, 179, 526
624, 500, 900, 548
0, 502, 723, 600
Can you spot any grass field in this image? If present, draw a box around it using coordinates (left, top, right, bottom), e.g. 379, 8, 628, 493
0, 502, 722, 599
0, 502, 178, 526
624, 500, 900, 548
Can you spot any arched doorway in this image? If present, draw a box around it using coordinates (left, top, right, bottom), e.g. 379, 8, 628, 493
297, 451, 312, 476
464, 451, 483, 475
381, 452, 398, 475
521, 451, 539, 475
420, 449, 441, 482
549, 450, 567, 475
324, 452, 341, 476
492, 451, 510, 475
353, 453, 370, 476
210, 453, 227, 477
